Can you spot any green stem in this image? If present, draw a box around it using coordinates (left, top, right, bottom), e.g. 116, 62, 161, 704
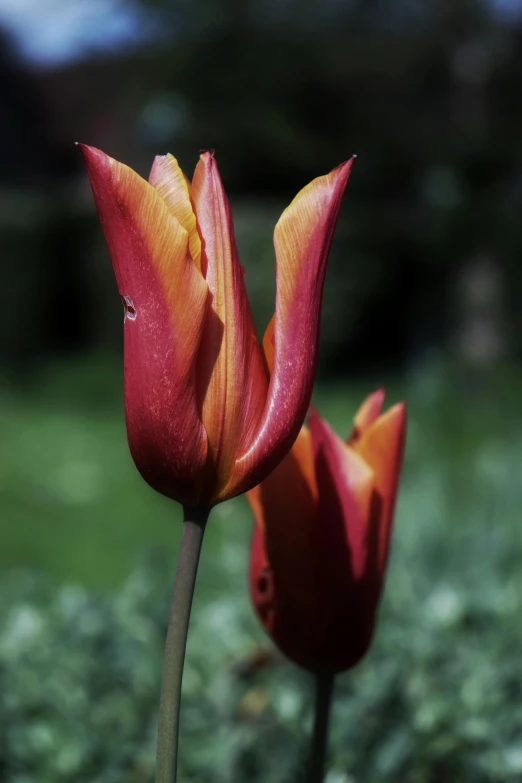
307, 672, 335, 783
155, 505, 210, 783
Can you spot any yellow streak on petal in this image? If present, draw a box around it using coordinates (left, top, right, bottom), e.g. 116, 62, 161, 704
233, 160, 353, 494
340, 444, 375, 525
192, 153, 267, 497
292, 424, 317, 501
355, 403, 406, 569
107, 155, 208, 356
273, 161, 352, 325
80, 145, 210, 500
149, 153, 202, 272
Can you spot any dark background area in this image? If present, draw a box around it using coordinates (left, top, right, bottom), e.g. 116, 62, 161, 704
3, 0, 522, 378
1, 1, 522, 781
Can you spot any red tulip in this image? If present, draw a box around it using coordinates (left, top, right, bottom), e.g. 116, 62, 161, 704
80, 145, 354, 507
248, 390, 406, 673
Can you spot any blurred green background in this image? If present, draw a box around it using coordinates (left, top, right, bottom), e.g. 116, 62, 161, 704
1, 0, 522, 780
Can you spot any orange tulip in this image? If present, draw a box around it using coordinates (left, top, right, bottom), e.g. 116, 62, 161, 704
248, 390, 406, 674
80, 145, 354, 507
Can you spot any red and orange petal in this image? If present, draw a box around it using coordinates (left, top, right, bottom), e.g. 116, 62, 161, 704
79, 144, 209, 501
249, 396, 405, 674
249, 522, 277, 633
349, 388, 385, 445
260, 314, 275, 377
309, 409, 374, 580
191, 153, 268, 500
247, 424, 317, 538
232, 158, 355, 495
148, 153, 202, 271
248, 423, 319, 629
355, 402, 406, 571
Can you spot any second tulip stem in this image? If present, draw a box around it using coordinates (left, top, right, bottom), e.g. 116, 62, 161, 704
155, 506, 210, 783
307, 672, 335, 783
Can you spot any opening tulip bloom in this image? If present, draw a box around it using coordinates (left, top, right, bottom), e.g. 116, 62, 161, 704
80, 145, 354, 507
248, 390, 406, 674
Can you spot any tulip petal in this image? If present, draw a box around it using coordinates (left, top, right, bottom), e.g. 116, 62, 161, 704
249, 521, 276, 633
248, 424, 317, 624
191, 153, 267, 498
260, 314, 275, 376
355, 402, 406, 571
149, 153, 202, 272
348, 388, 386, 445
234, 159, 355, 492
248, 423, 317, 529
80, 144, 209, 502
309, 408, 374, 580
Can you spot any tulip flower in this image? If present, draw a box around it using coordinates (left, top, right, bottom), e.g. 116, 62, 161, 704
79, 144, 354, 508
80, 143, 355, 783
248, 389, 406, 674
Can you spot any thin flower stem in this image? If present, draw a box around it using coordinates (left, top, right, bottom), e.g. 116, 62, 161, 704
155, 506, 210, 783
307, 672, 335, 783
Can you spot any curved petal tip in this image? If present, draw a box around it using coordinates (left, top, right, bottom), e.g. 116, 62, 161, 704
77, 143, 114, 179
327, 156, 356, 195
197, 149, 217, 168
350, 388, 386, 444
333, 155, 356, 179
388, 400, 407, 428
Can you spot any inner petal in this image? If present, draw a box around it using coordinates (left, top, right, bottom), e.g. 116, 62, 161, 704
149, 153, 202, 271
191, 152, 267, 497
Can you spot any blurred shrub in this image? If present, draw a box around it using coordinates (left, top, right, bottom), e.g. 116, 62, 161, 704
1, 506, 522, 783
